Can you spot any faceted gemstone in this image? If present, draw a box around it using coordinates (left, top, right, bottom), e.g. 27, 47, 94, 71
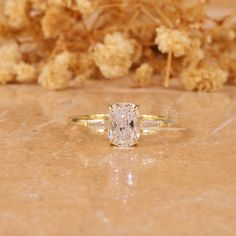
108, 103, 141, 147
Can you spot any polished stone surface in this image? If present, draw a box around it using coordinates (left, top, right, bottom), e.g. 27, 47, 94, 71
0, 78, 235, 236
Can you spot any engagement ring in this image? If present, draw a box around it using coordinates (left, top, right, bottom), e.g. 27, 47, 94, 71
68, 103, 185, 147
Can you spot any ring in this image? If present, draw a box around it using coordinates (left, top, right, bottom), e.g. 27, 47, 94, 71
68, 103, 185, 147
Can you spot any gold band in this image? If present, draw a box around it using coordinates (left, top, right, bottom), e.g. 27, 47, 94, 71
140, 114, 170, 122
68, 114, 108, 128
68, 114, 180, 135
68, 114, 167, 125
68, 103, 184, 146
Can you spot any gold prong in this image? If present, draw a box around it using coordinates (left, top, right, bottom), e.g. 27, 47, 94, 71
108, 104, 113, 111
134, 104, 139, 112
135, 140, 139, 146
109, 138, 115, 146
132, 137, 140, 146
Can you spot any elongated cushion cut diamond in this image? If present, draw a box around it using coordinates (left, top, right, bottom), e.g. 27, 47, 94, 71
108, 103, 141, 147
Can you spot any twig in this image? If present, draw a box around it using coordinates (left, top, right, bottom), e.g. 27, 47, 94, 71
81, 18, 94, 44
141, 7, 158, 24
151, 1, 173, 28
98, 3, 124, 11
164, 49, 172, 87
125, 9, 140, 35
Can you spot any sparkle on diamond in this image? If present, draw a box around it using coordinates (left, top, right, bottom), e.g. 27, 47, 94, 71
108, 103, 140, 147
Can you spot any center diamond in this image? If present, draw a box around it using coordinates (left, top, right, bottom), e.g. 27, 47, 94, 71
108, 103, 141, 147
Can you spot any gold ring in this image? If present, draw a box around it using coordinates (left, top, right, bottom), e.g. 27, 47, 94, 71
68, 103, 185, 147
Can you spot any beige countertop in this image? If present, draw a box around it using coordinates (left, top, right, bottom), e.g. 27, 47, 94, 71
0, 79, 235, 236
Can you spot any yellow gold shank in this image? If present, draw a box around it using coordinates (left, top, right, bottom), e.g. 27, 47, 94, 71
140, 114, 167, 121
68, 114, 108, 128
68, 114, 166, 126
68, 113, 175, 134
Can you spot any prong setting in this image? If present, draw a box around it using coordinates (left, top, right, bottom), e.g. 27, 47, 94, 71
134, 104, 139, 112
108, 103, 141, 147
108, 104, 113, 111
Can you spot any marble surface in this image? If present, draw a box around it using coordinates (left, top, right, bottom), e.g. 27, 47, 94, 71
0, 79, 236, 236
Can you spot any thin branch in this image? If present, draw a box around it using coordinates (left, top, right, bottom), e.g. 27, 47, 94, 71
164, 50, 173, 88
152, 2, 173, 28
98, 3, 124, 11
141, 7, 159, 24
125, 9, 140, 35
81, 18, 94, 44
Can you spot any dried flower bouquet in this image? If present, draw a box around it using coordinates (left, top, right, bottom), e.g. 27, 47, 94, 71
0, 0, 235, 92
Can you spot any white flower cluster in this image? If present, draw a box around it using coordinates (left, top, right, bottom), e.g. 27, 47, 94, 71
134, 63, 153, 87
0, 41, 36, 84
93, 32, 135, 79
181, 66, 228, 92
75, 0, 93, 16
38, 51, 72, 90
155, 26, 191, 57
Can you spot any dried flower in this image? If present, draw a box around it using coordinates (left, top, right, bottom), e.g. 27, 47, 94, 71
155, 26, 192, 87
0, 41, 21, 62
41, 6, 75, 39
42, 6, 75, 38
92, 32, 135, 79
75, 0, 94, 16
155, 26, 191, 57
184, 39, 204, 67
3, 0, 29, 30
0, 62, 15, 84
219, 48, 236, 83
181, 65, 228, 92
15, 62, 37, 83
134, 63, 153, 87
49, 0, 72, 6
0, 41, 21, 84
0, 0, 234, 92
38, 51, 72, 90
73, 53, 95, 76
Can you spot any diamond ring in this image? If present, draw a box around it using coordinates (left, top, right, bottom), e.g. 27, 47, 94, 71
68, 103, 185, 147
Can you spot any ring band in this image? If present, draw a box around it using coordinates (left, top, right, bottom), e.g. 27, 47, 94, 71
68, 103, 185, 147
